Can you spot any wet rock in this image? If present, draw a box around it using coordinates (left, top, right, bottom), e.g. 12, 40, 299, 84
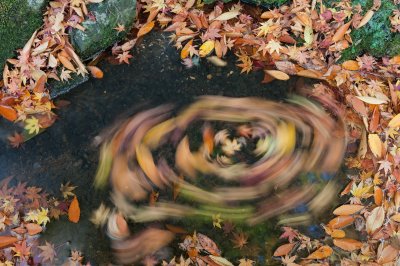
0, 0, 48, 74
49, 74, 89, 99
70, 0, 137, 60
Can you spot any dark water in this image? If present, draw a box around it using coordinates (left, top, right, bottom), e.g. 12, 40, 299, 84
0, 32, 314, 265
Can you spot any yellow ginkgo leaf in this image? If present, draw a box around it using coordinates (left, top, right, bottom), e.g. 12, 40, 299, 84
199, 40, 215, 57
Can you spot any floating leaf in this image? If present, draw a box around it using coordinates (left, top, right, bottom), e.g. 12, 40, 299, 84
368, 134, 382, 158
264, 70, 290, 80
181, 39, 193, 59
199, 40, 215, 57
0, 236, 18, 248
333, 204, 364, 216
207, 56, 227, 67
87, 66, 104, 79
333, 238, 363, 251
306, 246, 332, 260
68, 196, 80, 223
137, 21, 155, 38
273, 243, 295, 256
25, 223, 42, 236
356, 96, 387, 105
342, 60, 359, 71
366, 206, 385, 234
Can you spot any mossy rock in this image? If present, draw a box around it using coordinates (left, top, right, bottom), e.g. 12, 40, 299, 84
340, 0, 400, 61
70, 0, 137, 60
0, 0, 47, 74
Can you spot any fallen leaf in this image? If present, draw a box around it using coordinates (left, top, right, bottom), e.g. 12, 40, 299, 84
368, 133, 382, 158
332, 20, 352, 42
0, 236, 18, 248
273, 243, 295, 256
333, 238, 363, 251
137, 21, 155, 38
333, 204, 364, 215
264, 70, 290, 80
214, 11, 239, 21
181, 39, 193, 59
87, 66, 104, 79
390, 213, 400, 222
357, 10, 374, 28
68, 196, 80, 223
327, 215, 355, 229
0, 105, 17, 121
38, 241, 57, 263
356, 96, 387, 105
377, 245, 397, 264
342, 60, 359, 71
366, 206, 385, 234
388, 113, 400, 128
306, 246, 332, 260
199, 40, 215, 57
25, 223, 42, 235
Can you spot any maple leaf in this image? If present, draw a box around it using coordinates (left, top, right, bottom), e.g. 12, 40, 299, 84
37, 208, 50, 226
114, 23, 126, 32
182, 58, 194, 69
117, 51, 133, 64
24, 117, 41, 135
281, 255, 299, 266
222, 138, 241, 156
13, 240, 31, 259
256, 20, 274, 37
231, 231, 248, 249
60, 182, 77, 199
7, 132, 24, 148
212, 213, 223, 228
266, 40, 282, 55
236, 54, 252, 74
25, 210, 39, 223
280, 227, 298, 242
70, 250, 83, 262
60, 68, 72, 82
238, 258, 254, 266
222, 221, 235, 235
38, 241, 57, 263
378, 159, 392, 176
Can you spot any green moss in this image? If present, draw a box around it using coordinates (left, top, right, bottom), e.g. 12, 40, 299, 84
70, 0, 137, 60
0, 0, 47, 74
340, 0, 399, 61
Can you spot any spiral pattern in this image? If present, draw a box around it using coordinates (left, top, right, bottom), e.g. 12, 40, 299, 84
95, 95, 346, 225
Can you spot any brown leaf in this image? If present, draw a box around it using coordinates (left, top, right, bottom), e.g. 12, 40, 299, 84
327, 215, 355, 229
332, 20, 352, 42
264, 70, 290, 80
58, 54, 76, 71
369, 106, 380, 132
374, 186, 383, 205
0, 105, 17, 121
0, 236, 18, 248
342, 60, 359, 71
25, 223, 43, 236
68, 196, 80, 223
273, 243, 295, 257
377, 245, 397, 264
333, 204, 364, 216
333, 238, 363, 251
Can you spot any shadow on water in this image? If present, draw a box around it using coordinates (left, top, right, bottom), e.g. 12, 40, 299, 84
0, 31, 315, 264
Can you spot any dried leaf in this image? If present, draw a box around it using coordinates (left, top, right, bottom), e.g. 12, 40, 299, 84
68, 196, 80, 223
357, 10, 374, 29
388, 113, 400, 128
368, 134, 382, 158
342, 60, 359, 71
374, 186, 383, 205
330, 229, 346, 238
366, 206, 385, 234
0, 105, 17, 121
391, 213, 400, 222
25, 223, 42, 235
306, 246, 332, 260
181, 39, 193, 59
333, 204, 364, 216
327, 215, 355, 229
264, 70, 290, 80
209, 255, 234, 266
214, 11, 240, 21
296, 69, 323, 79
333, 238, 363, 251
199, 40, 215, 57
58, 54, 76, 71
332, 21, 352, 42
356, 96, 387, 105
377, 245, 397, 264
369, 106, 380, 132
207, 56, 227, 67
273, 243, 295, 256
0, 236, 18, 248
137, 21, 155, 38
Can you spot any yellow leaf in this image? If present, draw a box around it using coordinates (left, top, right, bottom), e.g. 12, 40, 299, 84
390, 213, 400, 222
214, 11, 240, 21
357, 10, 374, 29
306, 246, 332, 260
333, 204, 364, 216
388, 113, 400, 128
330, 229, 346, 238
181, 39, 193, 59
137, 21, 155, 38
199, 40, 215, 57
333, 238, 363, 251
356, 96, 387, 105
368, 134, 382, 158
264, 70, 290, 80
304, 25, 313, 45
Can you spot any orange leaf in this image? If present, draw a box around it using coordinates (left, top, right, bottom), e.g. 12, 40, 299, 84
327, 215, 354, 229
342, 60, 359, 71
58, 54, 76, 71
68, 196, 80, 223
25, 223, 42, 236
306, 246, 332, 260
33, 75, 47, 93
87, 66, 104, 79
137, 21, 155, 38
0, 236, 18, 248
390, 55, 400, 64
333, 238, 363, 251
333, 204, 364, 216
366, 206, 385, 234
332, 20, 352, 42
296, 69, 324, 79
357, 10, 374, 29
331, 229, 346, 238
374, 186, 383, 205
273, 243, 295, 257
181, 39, 193, 59
0, 105, 17, 121
264, 70, 290, 80
390, 213, 400, 222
